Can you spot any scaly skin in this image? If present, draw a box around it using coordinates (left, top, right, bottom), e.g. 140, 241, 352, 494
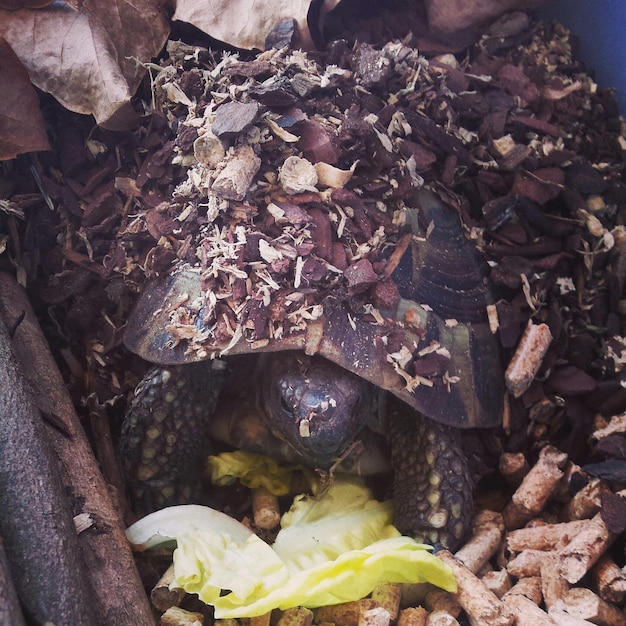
120, 355, 474, 549
388, 401, 473, 549
119, 362, 225, 514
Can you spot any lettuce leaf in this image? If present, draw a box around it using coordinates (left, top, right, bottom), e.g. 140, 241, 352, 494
208, 450, 296, 496
174, 531, 288, 610
273, 477, 399, 571
127, 476, 457, 618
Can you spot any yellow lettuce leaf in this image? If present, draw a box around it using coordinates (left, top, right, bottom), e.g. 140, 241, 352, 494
169, 477, 456, 617
208, 450, 295, 496
174, 529, 456, 617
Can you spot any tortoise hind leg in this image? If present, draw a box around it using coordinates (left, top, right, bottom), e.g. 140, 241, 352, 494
118, 361, 226, 515
389, 406, 473, 551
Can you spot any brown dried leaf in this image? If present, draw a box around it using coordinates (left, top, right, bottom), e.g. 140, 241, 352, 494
173, 0, 341, 51
0, 0, 169, 129
0, 37, 49, 160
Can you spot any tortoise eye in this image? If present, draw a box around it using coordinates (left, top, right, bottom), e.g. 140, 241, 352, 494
279, 394, 293, 417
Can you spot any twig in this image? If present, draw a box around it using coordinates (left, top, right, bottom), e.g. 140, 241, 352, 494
0, 272, 155, 625
0, 299, 97, 623
0, 537, 26, 626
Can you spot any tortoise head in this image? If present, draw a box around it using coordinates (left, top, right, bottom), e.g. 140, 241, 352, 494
258, 353, 372, 469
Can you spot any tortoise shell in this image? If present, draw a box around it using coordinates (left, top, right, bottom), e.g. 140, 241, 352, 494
124, 189, 503, 429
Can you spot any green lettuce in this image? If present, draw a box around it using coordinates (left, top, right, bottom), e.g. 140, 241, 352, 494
127, 475, 456, 618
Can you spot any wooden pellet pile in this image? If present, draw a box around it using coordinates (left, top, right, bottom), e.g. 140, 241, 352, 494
143, 443, 625, 626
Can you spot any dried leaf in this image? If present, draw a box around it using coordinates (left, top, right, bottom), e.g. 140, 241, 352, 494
173, 0, 341, 51
594, 434, 626, 461
0, 0, 169, 129
584, 460, 626, 484
0, 36, 49, 159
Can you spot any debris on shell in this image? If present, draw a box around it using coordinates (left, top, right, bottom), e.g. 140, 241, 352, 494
314, 161, 358, 189
279, 156, 319, 194
211, 145, 262, 200
193, 131, 226, 167
212, 101, 262, 138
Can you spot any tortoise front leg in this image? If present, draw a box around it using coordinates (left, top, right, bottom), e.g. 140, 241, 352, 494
389, 408, 474, 551
119, 362, 225, 515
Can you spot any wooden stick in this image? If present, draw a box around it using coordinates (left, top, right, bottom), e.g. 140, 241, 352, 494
0, 303, 97, 624
564, 479, 604, 521
161, 606, 204, 625
498, 452, 529, 488
0, 272, 155, 625
358, 606, 390, 626
503, 576, 543, 606
87, 393, 133, 516
540, 552, 570, 611
591, 554, 626, 604
454, 510, 504, 573
506, 521, 587, 553
397, 606, 428, 626
547, 605, 598, 625
0, 537, 26, 626
558, 502, 624, 585
252, 486, 281, 530
506, 549, 543, 578
250, 611, 272, 626
561, 588, 625, 626
502, 593, 558, 626
437, 550, 515, 626
502, 446, 568, 529
151, 563, 186, 611
371, 582, 401, 620
481, 569, 512, 598
277, 606, 314, 626
425, 610, 460, 625
316, 600, 379, 626
423, 589, 462, 616
400, 582, 433, 608
504, 321, 552, 398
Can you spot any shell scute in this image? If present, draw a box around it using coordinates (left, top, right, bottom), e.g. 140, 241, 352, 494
124, 190, 503, 429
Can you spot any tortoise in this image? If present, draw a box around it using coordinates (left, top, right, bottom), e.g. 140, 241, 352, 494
120, 189, 503, 550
